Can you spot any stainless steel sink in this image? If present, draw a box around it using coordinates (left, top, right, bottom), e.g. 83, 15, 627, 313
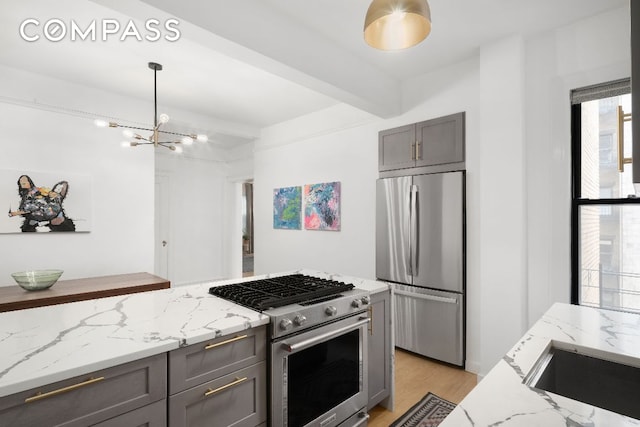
525, 342, 640, 420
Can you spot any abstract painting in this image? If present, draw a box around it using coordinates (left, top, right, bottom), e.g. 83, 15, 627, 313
1, 170, 91, 233
304, 181, 341, 231
273, 186, 301, 230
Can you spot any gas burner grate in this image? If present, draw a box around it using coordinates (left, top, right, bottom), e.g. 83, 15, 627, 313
209, 274, 354, 311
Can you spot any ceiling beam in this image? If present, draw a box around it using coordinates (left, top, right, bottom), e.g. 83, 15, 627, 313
99, 0, 401, 118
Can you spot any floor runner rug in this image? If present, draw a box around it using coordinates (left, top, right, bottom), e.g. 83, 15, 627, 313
390, 392, 456, 427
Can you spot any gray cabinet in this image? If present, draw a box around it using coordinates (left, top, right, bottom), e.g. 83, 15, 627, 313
0, 353, 166, 427
168, 326, 267, 427
367, 289, 391, 410
95, 399, 166, 427
168, 362, 266, 427
379, 112, 465, 172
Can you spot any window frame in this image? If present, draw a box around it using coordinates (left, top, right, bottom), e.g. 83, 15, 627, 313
570, 81, 640, 306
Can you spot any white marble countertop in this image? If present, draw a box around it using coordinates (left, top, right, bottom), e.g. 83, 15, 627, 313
0, 270, 388, 398
441, 303, 640, 426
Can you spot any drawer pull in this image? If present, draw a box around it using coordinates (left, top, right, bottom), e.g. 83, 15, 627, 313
24, 376, 105, 403
204, 334, 248, 350
203, 376, 248, 397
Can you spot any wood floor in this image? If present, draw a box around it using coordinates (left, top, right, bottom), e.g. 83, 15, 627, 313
368, 349, 477, 426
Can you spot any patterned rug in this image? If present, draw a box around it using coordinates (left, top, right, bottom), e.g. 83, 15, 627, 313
390, 392, 456, 427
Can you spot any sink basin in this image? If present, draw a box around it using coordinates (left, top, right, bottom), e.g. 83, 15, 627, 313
525, 342, 640, 420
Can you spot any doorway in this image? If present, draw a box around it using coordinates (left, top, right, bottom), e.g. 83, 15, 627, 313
242, 181, 254, 277
155, 174, 170, 280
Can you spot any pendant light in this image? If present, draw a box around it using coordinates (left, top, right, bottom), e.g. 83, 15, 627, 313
364, 0, 432, 51
95, 62, 208, 153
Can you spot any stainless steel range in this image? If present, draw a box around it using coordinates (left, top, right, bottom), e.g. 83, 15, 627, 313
210, 274, 371, 427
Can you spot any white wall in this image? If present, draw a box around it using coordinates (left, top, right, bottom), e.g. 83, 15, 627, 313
254, 105, 380, 277
0, 65, 155, 283
252, 7, 630, 377
478, 35, 528, 375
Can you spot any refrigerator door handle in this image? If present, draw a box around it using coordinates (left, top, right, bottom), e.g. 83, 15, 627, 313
404, 184, 412, 276
395, 289, 458, 305
410, 184, 419, 276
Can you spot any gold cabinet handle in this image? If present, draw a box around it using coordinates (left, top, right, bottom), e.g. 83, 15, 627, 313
411, 143, 416, 160
203, 377, 247, 397
415, 141, 421, 160
367, 306, 373, 336
24, 376, 105, 403
204, 334, 248, 350
617, 105, 633, 172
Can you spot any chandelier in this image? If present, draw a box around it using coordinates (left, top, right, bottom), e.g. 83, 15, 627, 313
95, 62, 208, 153
364, 0, 432, 51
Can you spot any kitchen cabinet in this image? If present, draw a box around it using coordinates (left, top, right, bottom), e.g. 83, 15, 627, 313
379, 112, 465, 172
367, 288, 391, 410
94, 399, 166, 427
168, 326, 267, 427
0, 353, 166, 427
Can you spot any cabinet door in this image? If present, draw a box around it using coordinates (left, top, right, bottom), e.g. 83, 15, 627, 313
94, 399, 166, 427
168, 361, 267, 427
0, 353, 166, 427
416, 112, 465, 167
368, 290, 391, 410
379, 124, 417, 171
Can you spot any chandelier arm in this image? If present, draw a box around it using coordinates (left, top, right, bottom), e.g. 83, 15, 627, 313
112, 123, 155, 133
156, 129, 200, 138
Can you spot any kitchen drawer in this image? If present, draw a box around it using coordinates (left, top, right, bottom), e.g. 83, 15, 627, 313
0, 353, 166, 427
94, 399, 166, 427
169, 326, 266, 394
168, 361, 267, 427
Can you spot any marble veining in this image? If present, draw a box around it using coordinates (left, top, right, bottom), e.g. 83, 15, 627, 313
0, 279, 269, 397
0, 270, 388, 399
440, 303, 640, 426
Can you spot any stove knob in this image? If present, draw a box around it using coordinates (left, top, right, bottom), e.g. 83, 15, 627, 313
293, 314, 307, 326
279, 318, 293, 331
351, 299, 362, 308
361, 295, 371, 305
325, 306, 337, 316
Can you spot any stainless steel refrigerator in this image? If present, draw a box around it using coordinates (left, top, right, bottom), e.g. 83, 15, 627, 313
376, 171, 465, 366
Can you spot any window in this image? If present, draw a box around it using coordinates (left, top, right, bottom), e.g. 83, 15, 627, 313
572, 79, 640, 314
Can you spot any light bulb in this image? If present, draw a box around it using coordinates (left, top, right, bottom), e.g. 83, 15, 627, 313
174, 145, 183, 153
158, 113, 170, 124
122, 129, 134, 138
181, 136, 194, 145
94, 119, 108, 128
122, 141, 136, 147
196, 134, 208, 143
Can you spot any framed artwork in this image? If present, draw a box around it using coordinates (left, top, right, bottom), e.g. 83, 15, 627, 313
304, 181, 341, 231
273, 186, 301, 229
1, 170, 91, 233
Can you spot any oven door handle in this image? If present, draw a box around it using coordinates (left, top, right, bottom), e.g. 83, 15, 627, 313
281, 317, 370, 353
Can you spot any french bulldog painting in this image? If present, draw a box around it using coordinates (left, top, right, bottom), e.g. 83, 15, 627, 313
8, 175, 76, 232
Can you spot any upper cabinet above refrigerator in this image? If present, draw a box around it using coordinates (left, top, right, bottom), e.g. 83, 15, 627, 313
378, 112, 465, 173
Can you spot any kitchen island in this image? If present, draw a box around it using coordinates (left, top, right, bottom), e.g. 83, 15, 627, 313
440, 303, 640, 426
0, 269, 390, 426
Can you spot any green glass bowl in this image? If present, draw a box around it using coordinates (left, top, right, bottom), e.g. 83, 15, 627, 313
11, 270, 63, 291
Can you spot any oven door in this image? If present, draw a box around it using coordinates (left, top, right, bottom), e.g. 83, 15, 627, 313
271, 314, 370, 427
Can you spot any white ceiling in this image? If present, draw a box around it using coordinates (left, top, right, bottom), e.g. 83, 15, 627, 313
0, 0, 628, 150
